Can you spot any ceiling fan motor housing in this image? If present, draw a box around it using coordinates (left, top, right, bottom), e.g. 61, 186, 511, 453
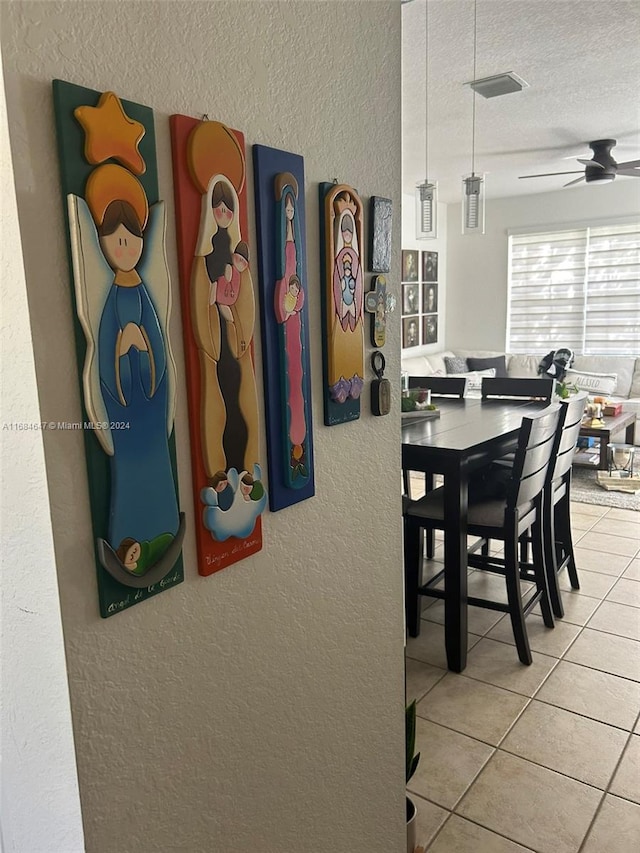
585, 139, 617, 183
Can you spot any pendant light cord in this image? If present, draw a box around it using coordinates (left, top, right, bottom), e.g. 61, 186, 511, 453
425, 0, 429, 180
471, 0, 477, 176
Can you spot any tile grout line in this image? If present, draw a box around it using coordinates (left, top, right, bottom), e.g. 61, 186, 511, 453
423, 602, 630, 845
533, 693, 638, 735
582, 594, 640, 641
576, 707, 640, 853
425, 805, 540, 853
408, 499, 639, 852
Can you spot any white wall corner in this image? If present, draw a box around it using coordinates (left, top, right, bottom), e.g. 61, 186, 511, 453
0, 51, 85, 853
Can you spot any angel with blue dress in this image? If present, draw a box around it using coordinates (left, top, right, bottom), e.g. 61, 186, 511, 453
67, 162, 185, 587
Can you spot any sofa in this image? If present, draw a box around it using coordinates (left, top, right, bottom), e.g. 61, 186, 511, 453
401, 349, 640, 445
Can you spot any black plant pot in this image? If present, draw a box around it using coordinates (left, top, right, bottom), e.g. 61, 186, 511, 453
406, 795, 417, 853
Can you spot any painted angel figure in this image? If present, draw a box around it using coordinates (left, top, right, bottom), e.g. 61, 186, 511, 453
200, 465, 267, 541
329, 202, 364, 402
68, 163, 183, 586
274, 174, 310, 486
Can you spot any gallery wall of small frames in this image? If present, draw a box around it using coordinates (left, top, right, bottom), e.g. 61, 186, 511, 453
52, 78, 397, 617
401, 249, 438, 349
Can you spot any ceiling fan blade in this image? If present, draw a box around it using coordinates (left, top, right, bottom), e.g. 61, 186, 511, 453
617, 159, 640, 169
617, 169, 640, 177
564, 176, 586, 187
577, 158, 605, 169
519, 171, 583, 179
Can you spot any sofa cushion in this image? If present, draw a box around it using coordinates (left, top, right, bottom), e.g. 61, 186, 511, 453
445, 355, 468, 374
402, 351, 457, 378
447, 368, 496, 394
628, 359, 640, 398
401, 349, 638, 398
565, 368, 617, 397
467, 355, 508, 379
507, 354, 541, 379
617, 398, 639, 445
454, 350, 505, 359
402, 355, 434, 377
571, 355, 635, 397
426, 351, 456, 376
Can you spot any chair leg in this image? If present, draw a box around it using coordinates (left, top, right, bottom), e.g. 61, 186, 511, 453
556, 493, 580, 589
542, 494, 564, 619
425, 474, 435, 558
504, 529, 532, 665
425, 530, 435, 559
404, 516, 422, 637
532, 515, 555, 628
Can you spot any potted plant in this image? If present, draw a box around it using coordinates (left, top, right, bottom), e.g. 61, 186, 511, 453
555, 380, 579, 399
401, 389, 437, 413
406, 700, 421, 853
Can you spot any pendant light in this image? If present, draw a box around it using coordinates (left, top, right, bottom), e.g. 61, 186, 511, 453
462, 0, 486, 235
415, 0, 438, 239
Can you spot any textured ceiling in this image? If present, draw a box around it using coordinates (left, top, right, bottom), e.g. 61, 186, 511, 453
402, 0, 640, 203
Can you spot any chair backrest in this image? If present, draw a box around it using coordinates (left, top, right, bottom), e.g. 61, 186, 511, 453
408, 375, 466, 398
507, 404, 561, 509
550, 392, 588, 483
481, 376, 554, 402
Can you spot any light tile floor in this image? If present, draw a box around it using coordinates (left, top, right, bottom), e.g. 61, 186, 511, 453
405, 500, 640, 853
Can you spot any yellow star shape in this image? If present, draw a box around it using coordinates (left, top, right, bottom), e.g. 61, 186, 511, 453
74, 91, 146, 175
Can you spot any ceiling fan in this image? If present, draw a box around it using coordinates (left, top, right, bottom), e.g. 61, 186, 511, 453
519, 139, 640, 187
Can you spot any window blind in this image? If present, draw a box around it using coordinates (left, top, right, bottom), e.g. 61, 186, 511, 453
507, 222, 640, 355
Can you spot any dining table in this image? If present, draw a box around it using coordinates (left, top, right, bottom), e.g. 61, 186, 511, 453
402, 395, 549, 672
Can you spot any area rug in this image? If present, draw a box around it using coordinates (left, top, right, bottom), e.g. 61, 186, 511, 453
571, 467, 640, 511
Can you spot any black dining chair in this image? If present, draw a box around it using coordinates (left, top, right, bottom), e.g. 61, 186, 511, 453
404, 404, 561, 665
541, 392, 587, 617
486, 392, 587, 618
404, 375, 465, 513
481, 376, 554, 402
408, 375, 467, 398
403, 376, 466, 554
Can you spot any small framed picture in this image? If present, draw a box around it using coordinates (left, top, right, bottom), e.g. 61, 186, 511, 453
402, 249, 419, 282
402, 316, 420, 349
423, 283, 438, 314
422, 251, 438, 283
422, 313, 438, 345
402, 283, 419, 316
369, 196, 392, 272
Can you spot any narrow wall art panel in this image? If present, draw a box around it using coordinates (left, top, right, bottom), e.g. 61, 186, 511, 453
365, 274, 388, 348
319, 183, 365, 426
52, 80, 185, 617
253, 145, 315, 511
170, 115, 266, 575
369, 196, 392, 273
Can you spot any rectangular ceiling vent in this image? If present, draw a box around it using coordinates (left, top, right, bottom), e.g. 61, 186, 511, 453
465, 72, 529, 99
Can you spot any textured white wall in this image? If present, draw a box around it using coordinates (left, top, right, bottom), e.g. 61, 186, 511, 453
1, 2, 405, 852
0, 45, 84, 853
445, 181, 640, 351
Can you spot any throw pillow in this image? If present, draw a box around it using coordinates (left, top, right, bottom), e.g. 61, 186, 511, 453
445, 356, 468, 374
564, 369, 617, 397
447, 368, 496, 394
467, 355, 508, 379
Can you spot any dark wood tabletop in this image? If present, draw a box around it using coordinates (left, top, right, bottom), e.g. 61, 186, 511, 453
402, 396, 548, 671
402, 398, 547, 461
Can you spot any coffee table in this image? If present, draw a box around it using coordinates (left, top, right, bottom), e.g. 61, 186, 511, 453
575, 410, 637, 470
